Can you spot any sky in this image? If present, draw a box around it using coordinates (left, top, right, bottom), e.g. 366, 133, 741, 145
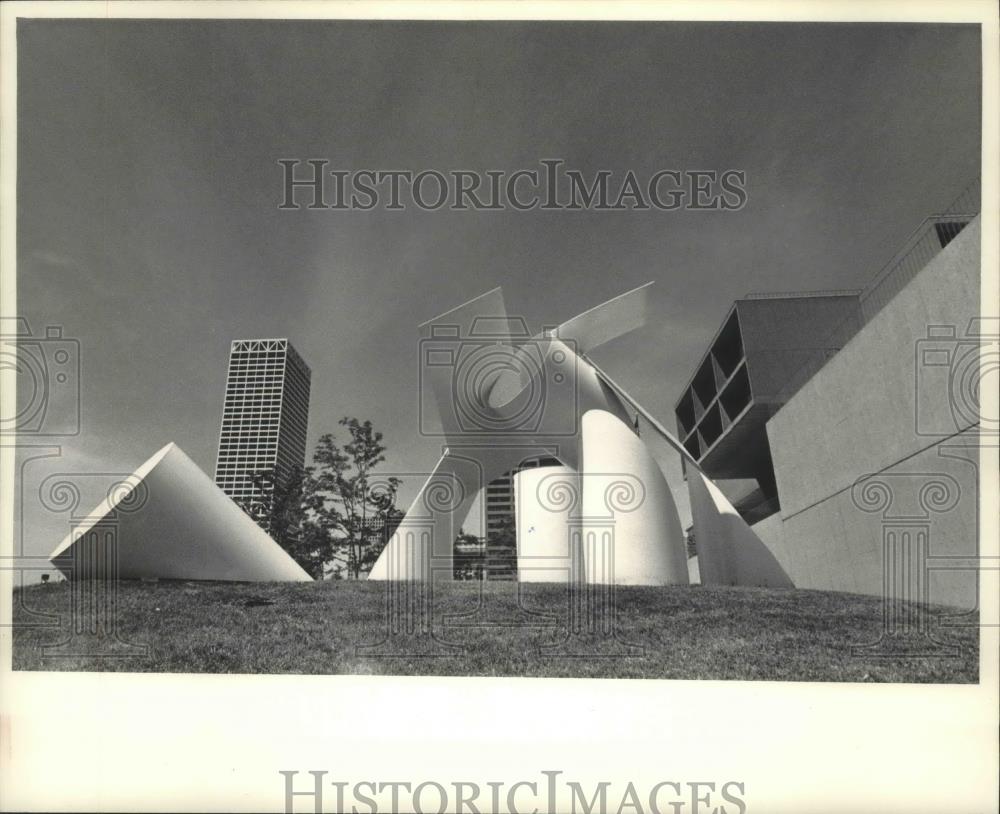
14, 19, 981, 568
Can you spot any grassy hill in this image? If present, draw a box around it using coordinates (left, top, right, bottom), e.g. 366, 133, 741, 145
11, 579, 978, 682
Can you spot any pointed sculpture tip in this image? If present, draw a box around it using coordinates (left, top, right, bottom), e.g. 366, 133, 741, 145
418, 286, 505, 328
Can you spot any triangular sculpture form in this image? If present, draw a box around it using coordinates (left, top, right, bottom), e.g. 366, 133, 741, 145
370, 282, 789, 587
49, 443, 312, 582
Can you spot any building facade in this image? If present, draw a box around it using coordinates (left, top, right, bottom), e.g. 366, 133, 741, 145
214, 338, 312, 518
674, 291, 864, 522
674, 180, 982, 609
754, 215, 982, 609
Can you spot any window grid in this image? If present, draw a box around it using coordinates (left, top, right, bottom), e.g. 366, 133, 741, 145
214, 339, 312, 517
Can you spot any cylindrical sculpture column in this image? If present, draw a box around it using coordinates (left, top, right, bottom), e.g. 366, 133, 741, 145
514, 465, 581, 583
581, 410, 689, 586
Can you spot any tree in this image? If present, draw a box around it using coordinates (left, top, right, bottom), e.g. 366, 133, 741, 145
358, 505, 405, 576
234, 417, 402, 580
685, 526, 697, 559
485, 515, 518, 580
239, 466, 332, 580
454, 527, 485, 581
311, 417, 402, 580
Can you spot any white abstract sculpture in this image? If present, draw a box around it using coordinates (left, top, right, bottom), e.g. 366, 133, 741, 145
687, 470, 793, 588
515, 465, 579, 584
48, 443, 313, 582
369, 283, 788, 589
581, 410, 689, 586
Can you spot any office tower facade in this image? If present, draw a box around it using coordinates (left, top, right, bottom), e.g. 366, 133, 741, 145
214, 338, 312, 518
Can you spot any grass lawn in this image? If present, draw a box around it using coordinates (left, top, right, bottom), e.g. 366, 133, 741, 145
11, 579, 978, 682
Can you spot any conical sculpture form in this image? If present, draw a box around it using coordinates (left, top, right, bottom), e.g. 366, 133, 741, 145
687, 470, 793, 588
49, 443, 313, 582
580, 410, 689, 586
581, 359, 795, 589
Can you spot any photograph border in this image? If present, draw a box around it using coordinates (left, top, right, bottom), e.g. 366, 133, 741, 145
1, 2, 997, 812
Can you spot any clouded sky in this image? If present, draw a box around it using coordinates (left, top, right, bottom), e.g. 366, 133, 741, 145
15, 19, 980, 562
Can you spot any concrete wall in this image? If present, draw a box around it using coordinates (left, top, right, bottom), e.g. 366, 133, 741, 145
738, 294, 864, 404
756, 217, 981, 609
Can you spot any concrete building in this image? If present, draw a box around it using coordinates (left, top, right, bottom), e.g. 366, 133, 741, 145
361, 512, 405, 554
675, 291, 863, 522
454, 534, 487, 580
676, 183, 983, 609
214, 338, 311, 518
754, 215, 982, 609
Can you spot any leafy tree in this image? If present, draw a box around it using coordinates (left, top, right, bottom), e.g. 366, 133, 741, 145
454, 527, 485, 581
685, 527, 697, 559
485, 515, 518, 580
239, 466, 331, 580
311, 417, 402, 580
235, 417, 402, 580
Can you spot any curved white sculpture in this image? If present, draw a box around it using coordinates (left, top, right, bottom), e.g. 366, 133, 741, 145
687, 469, 793, 588
48, 443, 313, 582
582, 363, 794, 589
370, 282, 791, 589
515, 465, 581, 583
581, 410, 689, 586
370, 286, 640, 581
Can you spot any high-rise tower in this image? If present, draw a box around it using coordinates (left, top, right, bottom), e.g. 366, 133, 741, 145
214, 338, 311, 518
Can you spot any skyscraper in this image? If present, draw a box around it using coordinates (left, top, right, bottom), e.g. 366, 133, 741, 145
214, 338, 311, 518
